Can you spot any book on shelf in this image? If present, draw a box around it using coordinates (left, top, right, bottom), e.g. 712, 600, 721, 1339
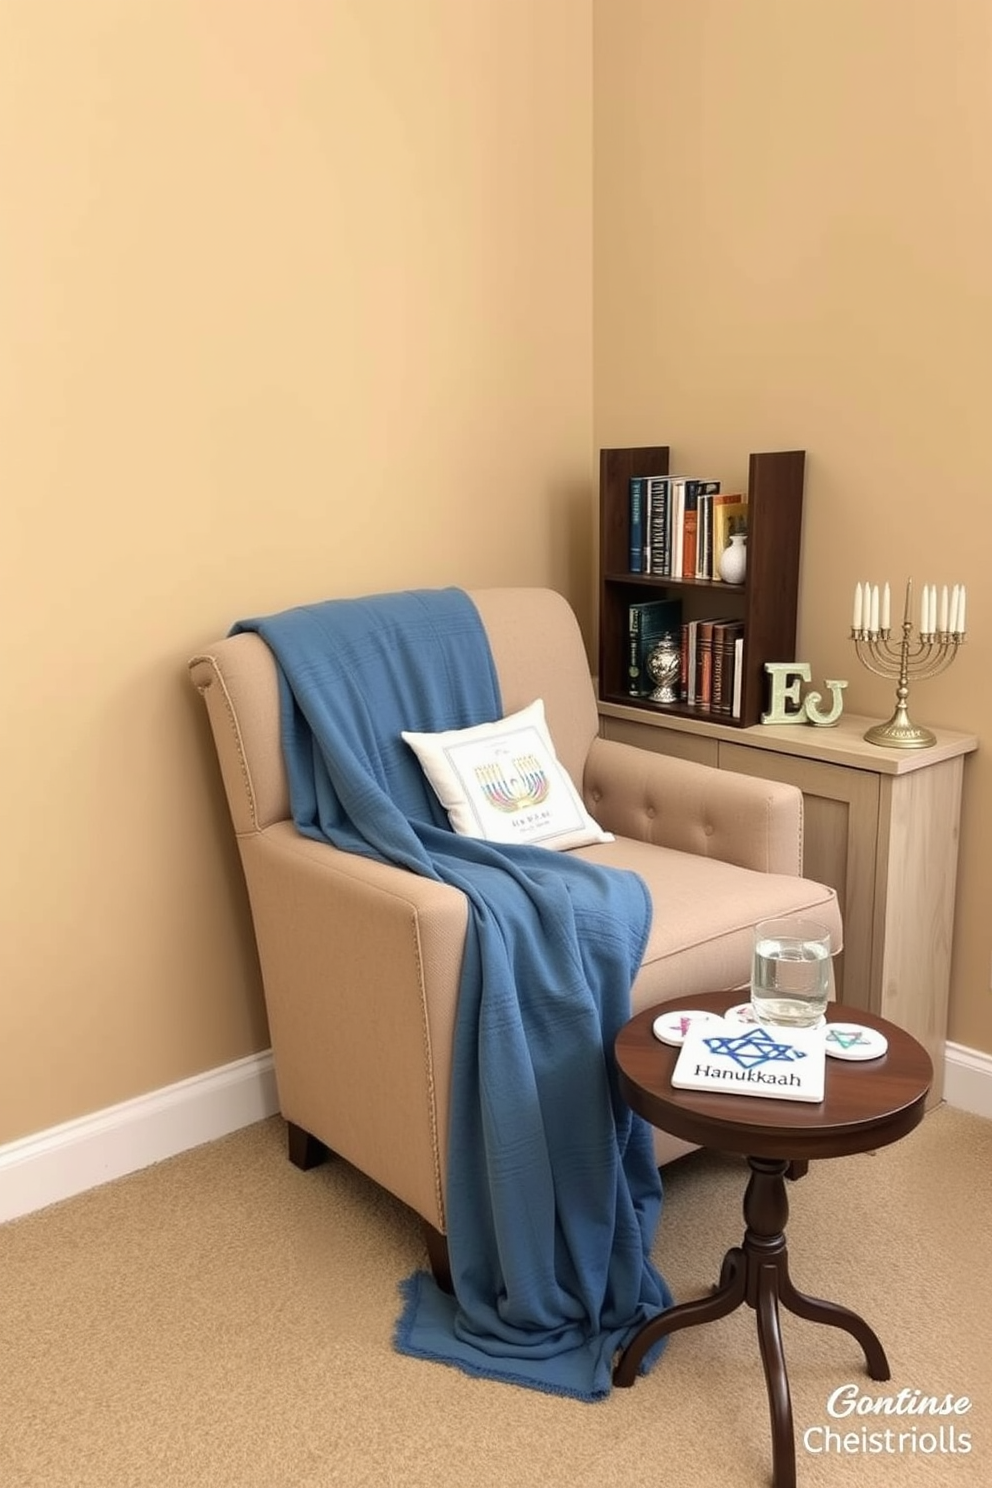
668, 478, 685, 578
690, 615, 737, 713
627, 598, 684, 698
732, 633, 745, 718
712, 496, 748, 581
711, 620, 745, 716
681, 479, 720, 579
695, 494, 711, 579
626, 467, 744, 584
681, 619, 697, 705
681, 499, 698, 581
628, 476, 646, 573
646, 475, 672, 575
695, 618, 716, 709
625, 473, 720, 578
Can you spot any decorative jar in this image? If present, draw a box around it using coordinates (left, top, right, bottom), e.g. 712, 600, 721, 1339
718, 532, 747, 585
645, 632, 681, 704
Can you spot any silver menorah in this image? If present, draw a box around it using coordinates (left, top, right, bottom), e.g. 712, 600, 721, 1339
851, 578, 967, 748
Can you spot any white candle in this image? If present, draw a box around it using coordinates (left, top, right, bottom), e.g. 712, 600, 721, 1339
928, 585, 937, 635
881, 582, 891, 631
959, 585, 967, 633
939, 585, 949, 634
949, 585, 960, 636
870, 585, 880, 634
920, 586, 928, 633
853, 582, 863, 631
903, 577, 913, 625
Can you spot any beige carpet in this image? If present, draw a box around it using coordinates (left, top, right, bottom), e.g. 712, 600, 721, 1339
2, 1103, 989, 1488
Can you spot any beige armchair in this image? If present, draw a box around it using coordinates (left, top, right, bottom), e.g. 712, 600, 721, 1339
189, 587, 840, 1289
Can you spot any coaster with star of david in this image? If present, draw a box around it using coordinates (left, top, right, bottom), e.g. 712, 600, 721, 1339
823, 1023, 888, 1061
651, 1009, 725, 1047
671, 1017, 826, 1102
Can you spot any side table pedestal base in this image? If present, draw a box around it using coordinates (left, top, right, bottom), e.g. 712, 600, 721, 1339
614, 1156, 890, 1488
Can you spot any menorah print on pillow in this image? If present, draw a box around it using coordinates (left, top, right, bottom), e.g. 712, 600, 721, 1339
475, 754, 551, 814
402, 699, 613, 851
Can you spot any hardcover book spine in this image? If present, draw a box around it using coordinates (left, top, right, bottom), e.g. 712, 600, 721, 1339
695, 493, 714, 580
684, 620, 699, 706
711, 624, 726, 714
628, 602, 643, 695
669, 479, 686, 579
629, 476, 645, 573
696, 619, 716, 710
732, 634, 745, 718
683, 480, 719, 578
647, 476, 671, 576
682, 498, 698, 579
711, 620, 743, 715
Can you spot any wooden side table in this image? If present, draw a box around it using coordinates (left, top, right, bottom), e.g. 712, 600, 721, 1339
613, 992, 933, 1488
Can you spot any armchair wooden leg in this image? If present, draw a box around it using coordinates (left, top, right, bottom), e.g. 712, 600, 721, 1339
287, 1121, 330, 1171
422, 1221, 454, 1295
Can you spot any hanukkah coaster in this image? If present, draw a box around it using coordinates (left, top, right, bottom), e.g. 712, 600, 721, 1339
652, 1009, 725, 1047
824, 1023, 888, 1061
724, 1002, 760, 1027
726, 1002, 825, 1032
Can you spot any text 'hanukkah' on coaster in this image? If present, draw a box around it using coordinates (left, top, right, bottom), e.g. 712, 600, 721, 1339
824, 1023, 888, 1061
652, 1009, 725, 1047
672, 1019, 827, 1103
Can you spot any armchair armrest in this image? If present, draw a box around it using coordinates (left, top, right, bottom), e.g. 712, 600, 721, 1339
583, 736, 803, 876
239, 823, 468, 1232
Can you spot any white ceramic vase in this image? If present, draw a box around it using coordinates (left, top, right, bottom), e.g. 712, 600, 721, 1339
718, 532, 747, 585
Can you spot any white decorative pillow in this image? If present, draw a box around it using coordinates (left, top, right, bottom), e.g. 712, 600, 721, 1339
401, 699, 614, 851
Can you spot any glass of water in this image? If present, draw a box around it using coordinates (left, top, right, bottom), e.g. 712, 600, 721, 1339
750, 917, 833, 1029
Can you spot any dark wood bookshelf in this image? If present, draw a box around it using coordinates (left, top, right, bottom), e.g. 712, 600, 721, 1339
598, 444, 806, 728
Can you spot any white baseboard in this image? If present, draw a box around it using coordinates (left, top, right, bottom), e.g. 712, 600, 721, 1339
943, 1041, 992, 1121
0, 1050, 279, 1226
2, 1038, 987, 1228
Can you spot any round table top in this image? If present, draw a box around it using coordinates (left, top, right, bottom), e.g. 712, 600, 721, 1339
615, 993, 933, 1161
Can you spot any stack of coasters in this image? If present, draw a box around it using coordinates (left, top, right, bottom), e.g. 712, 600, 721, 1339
671, 1017, 827, 1103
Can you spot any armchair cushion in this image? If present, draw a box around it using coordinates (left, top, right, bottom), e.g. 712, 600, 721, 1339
401, 698, 613, 851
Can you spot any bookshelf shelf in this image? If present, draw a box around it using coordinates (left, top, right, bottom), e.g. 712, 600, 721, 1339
598, 444, 806, 728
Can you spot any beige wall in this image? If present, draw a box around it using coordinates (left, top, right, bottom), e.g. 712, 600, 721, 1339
597, 0, 992, 1059
3, 1, 988, 1152
595, 0, 991, 1056
0, 1, 593, 1144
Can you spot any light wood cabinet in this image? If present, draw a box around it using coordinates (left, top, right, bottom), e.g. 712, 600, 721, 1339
599, 705, 977, 1103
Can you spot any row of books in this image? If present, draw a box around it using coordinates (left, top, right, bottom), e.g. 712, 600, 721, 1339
628, 474, 748, 581
627, 599, 744, 719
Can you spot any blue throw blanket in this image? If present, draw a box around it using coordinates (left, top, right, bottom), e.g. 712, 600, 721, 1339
232, 588, 671, 1399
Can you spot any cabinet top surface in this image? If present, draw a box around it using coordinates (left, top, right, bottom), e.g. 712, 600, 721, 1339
598, 702, 978, 775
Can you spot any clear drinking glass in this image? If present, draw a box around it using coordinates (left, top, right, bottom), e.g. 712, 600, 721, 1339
750, 917, 833, 1029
